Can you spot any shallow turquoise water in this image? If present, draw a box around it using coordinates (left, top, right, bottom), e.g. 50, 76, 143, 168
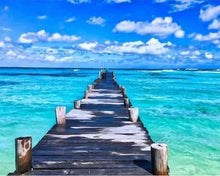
0, 68, 220, 175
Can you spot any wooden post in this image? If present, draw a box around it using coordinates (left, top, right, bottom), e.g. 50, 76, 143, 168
88, 85, 93, 93
121, 86, 126, 98
74, 100, 81, 109
128, 108, 139, 122
84, 90, 89, 99
55, 106, 66, 125
15, 137, 32, 174
124, 98, 130, 107
151, 143, 168, 175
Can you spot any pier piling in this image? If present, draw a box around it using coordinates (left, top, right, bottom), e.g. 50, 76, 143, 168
74, 100, 81, 109
15, 137, 32, 174
128, 107, 139, 122
55, 106, 66, 125
151, 143, 168, 175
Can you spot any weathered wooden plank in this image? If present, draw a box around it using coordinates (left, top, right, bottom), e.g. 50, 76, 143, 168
32, 150, 149, 156
32, 154, 151, 161
25, 168, 151, 175
32, 159, 152, 170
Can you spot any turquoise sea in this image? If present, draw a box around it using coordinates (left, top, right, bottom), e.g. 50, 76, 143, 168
0, 68, 220, 175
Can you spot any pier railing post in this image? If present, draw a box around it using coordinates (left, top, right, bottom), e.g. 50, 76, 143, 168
128, 107, 139, 122
151, 143, 168, 175
88, 85, 93, 93
84, 90, 89, 99
124, 98, 130, 107
55, 106, 66, 125
15, 137, 32, 174
74, 100, 81, 109
120, 86, 126, 98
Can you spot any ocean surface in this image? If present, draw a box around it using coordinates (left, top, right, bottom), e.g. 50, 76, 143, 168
0, 68, 220, 175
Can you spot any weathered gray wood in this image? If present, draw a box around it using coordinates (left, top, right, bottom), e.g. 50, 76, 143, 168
128, 108, 139, 122
124, 98, 130, 107
15, 137, 32, 174
74, 100, 81, 109
84, 90, 89, 99
88, 85, 93, 93
55, 106, 66, 125
12, 71, 157, 175
151, 143, 168, 175
24, 168, 151, 175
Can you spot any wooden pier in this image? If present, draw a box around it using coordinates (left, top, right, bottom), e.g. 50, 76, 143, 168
10, 71, 168, 175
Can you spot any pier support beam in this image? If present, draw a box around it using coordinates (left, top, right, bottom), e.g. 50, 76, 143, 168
15, 137, 32, 174
84, 90, 89, 99
151, 143, 168, 175
74, 100, 81, 109
55, 106, 66, 125
128, 108, 139, 122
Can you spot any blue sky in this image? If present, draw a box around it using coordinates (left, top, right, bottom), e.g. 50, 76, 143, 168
0, 0, 220, 68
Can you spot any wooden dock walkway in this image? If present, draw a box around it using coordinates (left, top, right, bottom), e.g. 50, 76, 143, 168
10, 71, 168, 175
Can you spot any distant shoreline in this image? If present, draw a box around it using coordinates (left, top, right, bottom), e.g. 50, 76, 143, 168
0, 67, 219, 71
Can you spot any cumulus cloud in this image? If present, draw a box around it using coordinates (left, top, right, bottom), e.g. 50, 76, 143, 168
6, 50, 17, 57
113, 17, 184, 38
19, 30, 48, 43
37, 15, 47, 20
65, 17, 76, 23
4, 37, 11, 42
205, 52, 213, 59
48, 33, 80, 42
78, 42, 98, 51
0, 41, 5, 47
86, 17, 105, 26
208, 19, 220, 30
155, 0, 205, 12
194, 31, 220, 41
180, 51, 190, 55
200, 5, 220, 22
107, 0, 131, 3
78, 38, 172, 55
67, 0, 89, 4
18, 30, 80, 43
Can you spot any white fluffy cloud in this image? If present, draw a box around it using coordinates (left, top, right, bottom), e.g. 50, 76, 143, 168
113, 17, 184, 38
18, 30, 80, 43
78, 38, 172, 55
67, 0, 89, 4
78, 42, 98, 51
0, 41, 5, 47
86, 17, 105, 26
37, 15, 47, 20
6, 50, 17, 57
48, 33, 80, 42
200, 5, 220, 22
205, 52, 213, 59
19, 30, 48, 43
65, 17, 76, 23
208, 19, 220, 30
194, 31, 220, 41
107, 0, 131, 3
155, 0, 205, 12
105, 38, 171, 55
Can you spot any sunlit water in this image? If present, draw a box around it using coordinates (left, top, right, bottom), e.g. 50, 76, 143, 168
0, 68, 219, 175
